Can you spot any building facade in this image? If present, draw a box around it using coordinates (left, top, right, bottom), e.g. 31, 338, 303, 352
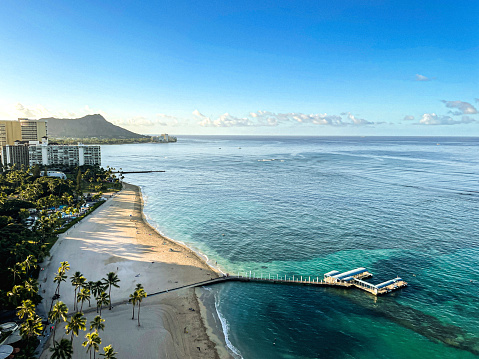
28, 140, 101, 167
0, 118, 47, 146
1, 118, 101, 168
1, 143, 30, 168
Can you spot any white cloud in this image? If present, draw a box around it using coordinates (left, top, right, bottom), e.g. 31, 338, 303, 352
415, 74, 431, 81
346, 112, 373, 125
194, 110, 253, 127
418, 113, 476, 125
194, 110, 377, 127
441, 100, 478, 115
403, 115, 415, 121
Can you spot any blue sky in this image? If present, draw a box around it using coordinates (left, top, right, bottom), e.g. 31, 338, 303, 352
0, 0, 477, 135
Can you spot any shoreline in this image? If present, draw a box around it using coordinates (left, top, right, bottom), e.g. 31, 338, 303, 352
38, 182, 231, 358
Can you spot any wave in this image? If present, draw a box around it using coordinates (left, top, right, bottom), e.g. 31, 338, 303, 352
215, 295, 244, 359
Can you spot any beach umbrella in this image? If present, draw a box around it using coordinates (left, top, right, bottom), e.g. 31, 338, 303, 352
0, 345, 13, 359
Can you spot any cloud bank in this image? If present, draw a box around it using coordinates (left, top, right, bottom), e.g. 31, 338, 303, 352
418, 113, 476, 125
194, 110, 376, 127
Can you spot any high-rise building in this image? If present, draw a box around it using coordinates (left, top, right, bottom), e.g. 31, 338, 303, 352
0, 118, 47, 146
28, 139, 101, 167
1, 142, 30, 168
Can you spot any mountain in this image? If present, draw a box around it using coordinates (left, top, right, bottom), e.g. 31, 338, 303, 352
41, 114, 147, 139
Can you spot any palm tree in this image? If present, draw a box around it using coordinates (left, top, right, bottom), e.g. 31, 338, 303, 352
96, 292, 110, 316
77, 288, 91, 312
16, 299, 35, 319
9, 263, 24, 284
51, 271, 67, 312
102, 272, 120, 310
20, 314, 43, 342
99, 345, 118, 359
83, 331, 102, 359
59, 261, 71, 275
49, 301, 69, 342
135, 283, 144, 290
50, 338, 73, 359
53, 271, 68, 296
90, 315, 105, 333
92, 280, 105, 302
71, 272, 85, 311
128, 291, 138, 320
6, 285, 24, 307
23, 278, 39, 300
21, 254, 37, 277
65, 312, 87, 343
136, 288, 147, 326
86, 281, 95, 307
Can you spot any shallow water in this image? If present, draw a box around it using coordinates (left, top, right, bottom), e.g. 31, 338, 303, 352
103, 136, 479, 358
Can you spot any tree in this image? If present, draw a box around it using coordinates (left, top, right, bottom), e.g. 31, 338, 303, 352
76, 169, 82, 197
16, 299, 35, 319
50, 338, 73, 359
128, 291, 138, 320
71, 271, 86, 311
23, 278, 41, 303
135, 288, 147, 326
86, 281, 95, 307
32, 165, 41, 178
20, 254, 37, 277
7, 285, 24, 306
54, 261, 70, 296
90, 315, 105, 333
20, 313, 43, 342
77, 287, 91, 312
96, 292, 110, 316
9, 263, 24, 284
92, 280, 105, 300
83, 331, 101, 359
102, 272, 120, 310
65, 312, 86, 343
48, 301, 69, 342
99, 345, 118, 359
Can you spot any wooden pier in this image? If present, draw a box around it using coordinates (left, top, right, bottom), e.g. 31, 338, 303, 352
148, 267, 407, 298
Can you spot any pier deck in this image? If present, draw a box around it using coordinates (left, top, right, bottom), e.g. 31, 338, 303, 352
148, 270, 407, 298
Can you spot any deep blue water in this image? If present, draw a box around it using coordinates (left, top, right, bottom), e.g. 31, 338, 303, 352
102, 136, 479, 358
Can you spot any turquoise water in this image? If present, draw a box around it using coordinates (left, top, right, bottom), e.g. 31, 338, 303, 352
102, 137, 479, 358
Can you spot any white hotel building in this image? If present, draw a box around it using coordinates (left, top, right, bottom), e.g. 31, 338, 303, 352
28, 139, 101, 166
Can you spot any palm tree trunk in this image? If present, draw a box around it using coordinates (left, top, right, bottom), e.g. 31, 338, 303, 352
132, 304, 135, 320
109, 286, 112, 310
73, 289, 76, 311
138, 303, 141, 326
100, 304, 102, 316
81, 301, 84, 312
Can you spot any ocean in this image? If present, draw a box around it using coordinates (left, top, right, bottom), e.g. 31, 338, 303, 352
102, 136, 479, 359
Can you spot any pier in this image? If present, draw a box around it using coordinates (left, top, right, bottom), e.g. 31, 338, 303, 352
148, 267, 407, 298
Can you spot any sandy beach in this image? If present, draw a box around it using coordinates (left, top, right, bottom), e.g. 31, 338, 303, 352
37, 183, 230, 358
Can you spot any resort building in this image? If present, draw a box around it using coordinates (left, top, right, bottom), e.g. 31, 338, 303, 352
1, 142, 30, 168
28, 139, 101, 166
0, 118, 47, 146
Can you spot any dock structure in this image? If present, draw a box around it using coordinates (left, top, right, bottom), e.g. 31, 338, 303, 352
148, 267, 407, 298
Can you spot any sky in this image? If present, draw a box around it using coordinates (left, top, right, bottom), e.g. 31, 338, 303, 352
0, 0, 478, 136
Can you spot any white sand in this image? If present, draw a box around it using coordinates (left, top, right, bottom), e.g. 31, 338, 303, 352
38, 183, 224, 358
